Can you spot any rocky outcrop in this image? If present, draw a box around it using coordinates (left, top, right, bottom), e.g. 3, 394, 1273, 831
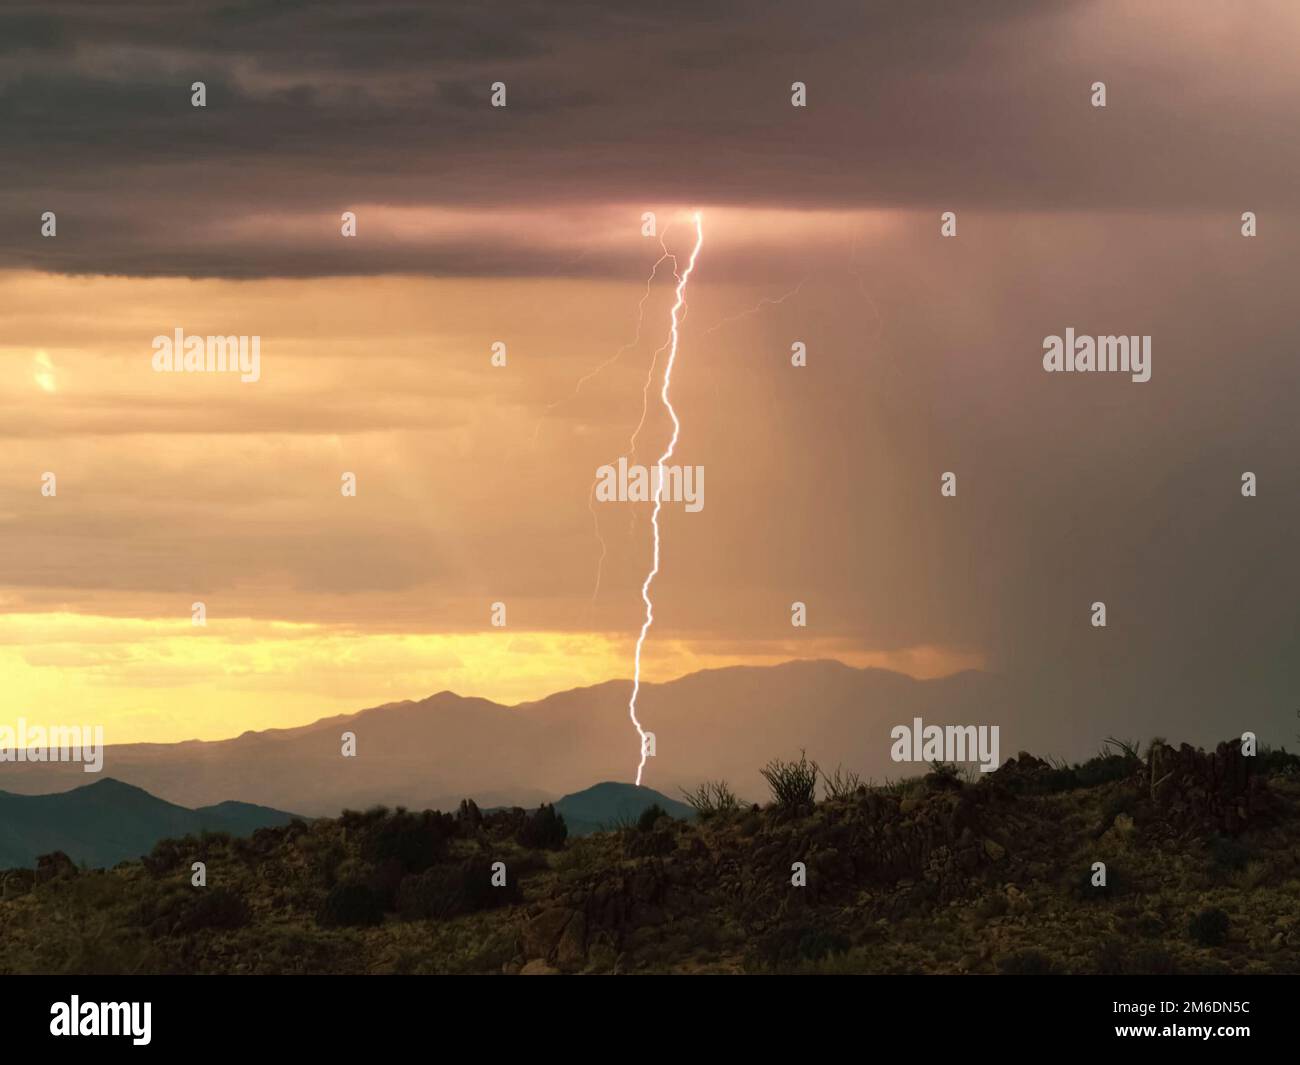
988, 751, 1058, 793
1142, 739, 1264, 835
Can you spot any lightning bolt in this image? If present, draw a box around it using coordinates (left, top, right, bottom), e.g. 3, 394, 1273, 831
628, 211, 704, 784
624, 271, 681, 536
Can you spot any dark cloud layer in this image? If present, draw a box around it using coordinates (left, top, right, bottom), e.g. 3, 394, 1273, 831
3, 1, 1299, 277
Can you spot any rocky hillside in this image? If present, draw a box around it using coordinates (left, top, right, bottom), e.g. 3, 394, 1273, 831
2, 738, 1297, 975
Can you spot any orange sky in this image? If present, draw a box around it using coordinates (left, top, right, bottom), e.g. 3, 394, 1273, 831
0, 216, 984, 741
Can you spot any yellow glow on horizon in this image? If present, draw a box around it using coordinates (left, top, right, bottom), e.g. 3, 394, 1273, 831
0, 612, 983, 745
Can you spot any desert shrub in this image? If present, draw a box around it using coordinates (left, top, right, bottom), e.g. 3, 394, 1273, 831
746, 922, 850, 970
318, 880, 385, 928
141, 838, 189, 877
1040, 767, 1079, 792
479, 806, 529, 838
1232, 860, 1271, 890
997, 949, 1056, 975
880, 777, 913, 798
516, 804, 568, 850
339, 805, 390, 830
973, 893, 1009, 922
141, 831, 236, 878
178, 886, 249, 933
1257, 745, 1300, 777
679, 780, 740, 819
358, 808, 454, 874
925, 762, 963, 791
455, 798, 483, 830
513, 849, 552, 881
1097, 787, 1139, 831
637, 804, 667, 833
1106, 736, 1143, 761
820, 764, 863, 801
239, 823, 291, 861
988, 738, 1145, 798
34, 851, 78, 883
552, 839, 609, 882
137, 884, 250, 937
396, 859, 520, 920
1019, 740, 1141, 795
365, 857, 408, 911
20, 874, 154, 974
623, 826, 676, 858
1209, 834, 1252, 873
1135, 911, 1165, 937
1188, 907, 1230, 947
458, 927, 521, 975
760, 750, 819, 812
300, 833, 348, 888
1074, 751, 1137, 788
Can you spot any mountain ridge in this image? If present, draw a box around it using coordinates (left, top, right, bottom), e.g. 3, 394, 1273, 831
0, 777, 694, 868
0, 660, 1016, 816
0, 777, 299, 869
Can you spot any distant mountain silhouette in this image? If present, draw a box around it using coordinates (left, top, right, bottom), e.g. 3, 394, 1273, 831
553, 782, 696, 836
0, 778, 298, 870
0, 661, 1016, 816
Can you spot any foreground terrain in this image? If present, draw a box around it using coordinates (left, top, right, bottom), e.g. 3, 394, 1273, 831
2, 738, 1298, 975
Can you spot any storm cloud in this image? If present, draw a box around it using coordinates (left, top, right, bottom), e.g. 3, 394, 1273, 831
3, 1, 1299, 276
